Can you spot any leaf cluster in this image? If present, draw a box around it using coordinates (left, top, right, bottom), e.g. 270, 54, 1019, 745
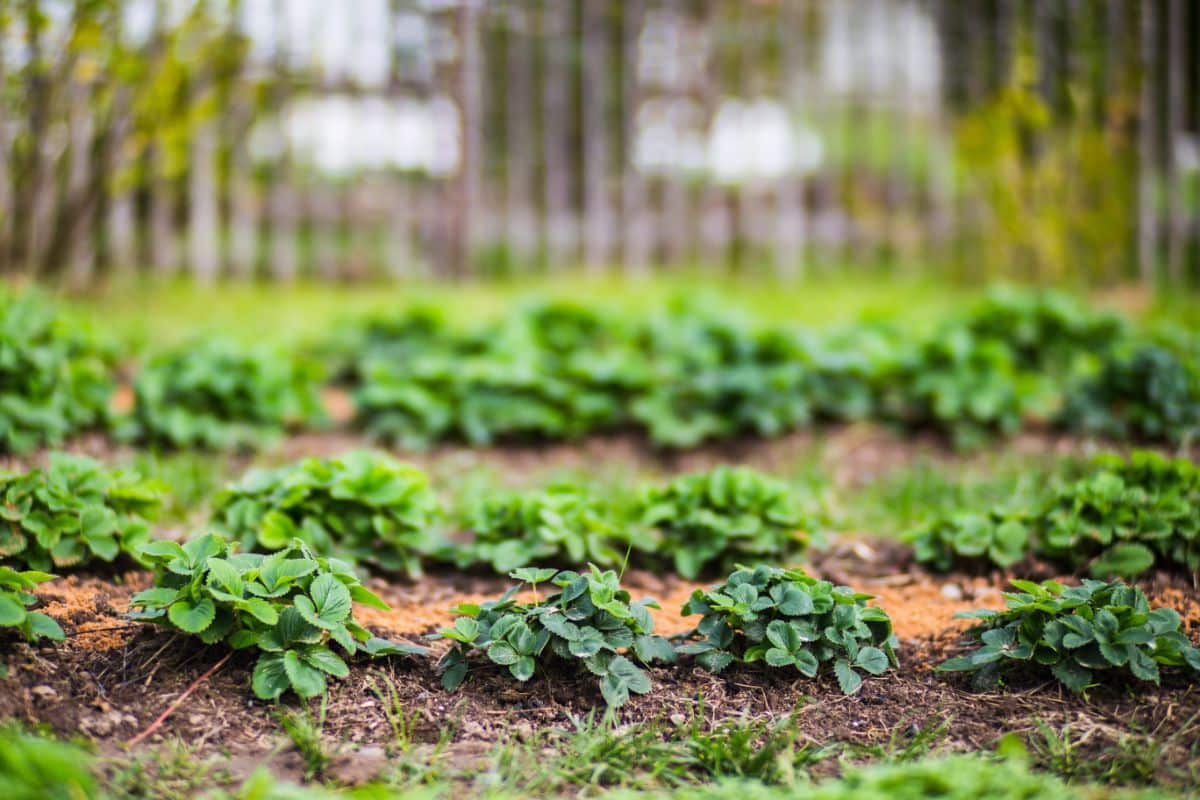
0, 567, 64, 656
635, 466, 808, 579
905, 509, 1032, 572
128, 534, 423, 700
1060, 345, 1200, 444
435, 566, 676, 707
0, 454, 164, 571
457, 484, 631, 574
940, 578, 1200, 692
1039, 451, 1200, 578
125, 339, 323, 450
963, 286, 1125, 375
0, 291, 115, 454
0, 725, 97, 800
211, 452, 440, 578
678, 565, 898, 694
907, 450, 1200, 578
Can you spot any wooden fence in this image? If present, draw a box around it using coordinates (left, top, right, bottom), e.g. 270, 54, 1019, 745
0, 0, 1197, 286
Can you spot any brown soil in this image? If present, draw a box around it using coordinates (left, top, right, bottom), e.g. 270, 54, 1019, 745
2, 549, 1198, 790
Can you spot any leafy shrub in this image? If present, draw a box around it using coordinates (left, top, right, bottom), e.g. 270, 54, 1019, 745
893, 326, 1028, 449
939, 578, 1200, 692
906, 509, 1032, 572
211, 452, 439, 578
0, 567, 64, 671
1039, 451, 1200, 578
126, 339, 323, 450
0, 454, 164, 572
631, 314, 812, 448
435, 566, 676, 707
805, 324, 906, 423
963, 287, 1125, 375
458, 484, 630, 574
678, 565, 897, 694
1060, 346, 1200, 444
0, 726, 97, 800
635, 467, 808, 580
128, 534, 424, 700
0, 291, 115, 454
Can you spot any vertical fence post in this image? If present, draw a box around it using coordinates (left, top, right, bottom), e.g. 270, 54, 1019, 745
621, 0, 651, 274
542, 0, 575, 269
1137, 0, 1159, 286
188, 75, 221, 282
65, 77, 96, 288
455, 0, 483, 277
581, 0, 612, 273
1165, 0, 1185, 286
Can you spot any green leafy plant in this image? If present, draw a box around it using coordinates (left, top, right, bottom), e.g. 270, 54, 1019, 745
963, 287, 1125, 375
125, 339, 323, 450
128, 534, 425, 701
1039, 451, 1200, 578
678, 565, 897, 694
939, 578, 1200, 692
0, 291, 115, 454
893, 326, 1029, 449
0, 567, 64, 674
1060, 346, 1200, 445
631, 314, 812, 448
211, 452, 440, 578
434, 566, 676, 707
0, 725, 97, 800
906, 509, 1032, 572
635, 466, 808, 579
0, 454, 164, 571
458, 484, 630, 574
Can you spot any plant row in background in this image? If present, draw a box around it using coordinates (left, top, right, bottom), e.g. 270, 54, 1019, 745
907, 450, 1200, 578
4, 287, 1198, 454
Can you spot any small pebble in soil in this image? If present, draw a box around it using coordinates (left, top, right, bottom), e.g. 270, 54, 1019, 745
940, 583, 963, 600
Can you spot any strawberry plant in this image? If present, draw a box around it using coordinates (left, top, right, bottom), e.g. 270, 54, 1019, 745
434, 566, 676, 707
0, 291, 115, 454
128, 534, 424, 701
678, 565, 898, 694
906, 509, 1032, 572
963, 287, 1125, 375
458, 484, 631, 574
939, 578, 1200, 692
635, 466, 808, 579
211, 452, 440, 579
124, 339, 323, 450
1059, 345, 1200, 444
0, 454, 164, 572
1038, 451, 1200, 578
892, 326, 1029, 449
0, 567, 64, 674
631, 314, 812, 448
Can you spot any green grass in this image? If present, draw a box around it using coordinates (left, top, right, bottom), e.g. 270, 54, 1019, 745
52, 274, 986, 352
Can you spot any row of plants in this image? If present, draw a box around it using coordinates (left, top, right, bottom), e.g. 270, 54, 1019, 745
4, 288, 1198, 454
907, 450, 1200, 578
0, 453, 813, 582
